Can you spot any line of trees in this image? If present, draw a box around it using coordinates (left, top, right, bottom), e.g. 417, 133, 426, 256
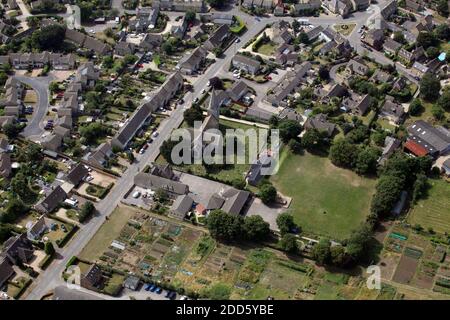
206, 209, 270, 242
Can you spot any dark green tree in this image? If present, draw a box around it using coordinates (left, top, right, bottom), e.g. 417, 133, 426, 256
78, 201, 96, 223
312, 238, 331, 265
206, 210, 243, 241
279, 233, 298, 253
419, 73, 441, 102
258, 184, 277, 204
44, 242, 55, 255
243, 215, 270, 241
329, 138, 359, 168
276, 213, 297, 235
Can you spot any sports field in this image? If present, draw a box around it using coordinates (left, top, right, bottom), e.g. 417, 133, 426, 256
271, 150, 376, 240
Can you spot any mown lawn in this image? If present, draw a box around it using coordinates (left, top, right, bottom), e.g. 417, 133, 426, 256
271, 150, 376, 240
408, 178, 450, 234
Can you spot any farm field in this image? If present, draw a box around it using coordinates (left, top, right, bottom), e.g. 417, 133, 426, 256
408, 179, 450, 234
271, 150, 376, 240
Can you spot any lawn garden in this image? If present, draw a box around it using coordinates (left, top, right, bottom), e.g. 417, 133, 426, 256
271, 150, 376, 240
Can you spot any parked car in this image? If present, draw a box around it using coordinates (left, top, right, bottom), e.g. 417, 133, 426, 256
169, 292, 177, 300
155, 287, 162, 294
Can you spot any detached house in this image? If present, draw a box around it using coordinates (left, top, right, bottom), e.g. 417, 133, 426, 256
35, 185, 67, 213
341, 93, 371, 115
204, 25, 231, 51
363, 29, 384, 50
304, 113, 336, 137
114, 41, 135, 56
346, 58, 369, 76
383, 38, 402, 56
231, 54, 261, 75
379, 97, 406, 124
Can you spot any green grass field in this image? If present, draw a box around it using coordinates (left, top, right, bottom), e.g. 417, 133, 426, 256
256, 42, 277, 56
271, 150, 376, 240
79, 206, 135, 261
408, 179, 450, 234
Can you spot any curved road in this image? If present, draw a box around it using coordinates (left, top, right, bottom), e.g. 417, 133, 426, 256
16, 75, 54, 139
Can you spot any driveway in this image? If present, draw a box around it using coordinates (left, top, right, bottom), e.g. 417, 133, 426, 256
15, 75, 54, 139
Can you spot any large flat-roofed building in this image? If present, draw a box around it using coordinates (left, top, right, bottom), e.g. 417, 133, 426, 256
405, 121, 450, 157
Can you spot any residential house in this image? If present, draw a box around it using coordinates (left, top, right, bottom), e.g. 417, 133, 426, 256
171, 15, 188, 39
228, 80, 249, 102
266, 62, 312, 107
35, 185, 67, 213
405, 121, 450, 157
156, 0, 206, 13
1, 233, 34, 265
76, 62, 100, 88
149, 163, 175, 180
205, 188, 250, 216
346, 58, 369, 76
139, 33, 163, 51
246, 152, 274, 186
26, 216, 47, 241
170, 194, 194, 220
442, 158, 450, 176
53, 125, 71, 139
0, 153, 12, 178
0, 257, 14, 289
87, 142, 113, 168
83, 36, 112, 55
398, 47, 424, 64
134, 172, 189, 198
393, 76, 407, 91
371, 69, 393, 84
177, 46, 207, 75
131, 6, 160, 32
41, 134, 62, 153
341, 93, 371, 115
411, 61, 429, 77
114, 41, 135, 56
203, 25, 231, 51
65, 163, 89, 186
379, 97, 406, 124
383, 38, 402, 55
304, 113, 336, 137
379, 136, 401, 165
405, 0, 423, 13
305, 26, 324, 42
363, 29, 384, 49
111, 72, 183, 149
231, 54, 261, 75
380, 0, 397, 19
80, 264, 103, 291
293, 0, 322, 15
323, 0, 352, 17
65, 28, 86, 47
201, 13, 234, 25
